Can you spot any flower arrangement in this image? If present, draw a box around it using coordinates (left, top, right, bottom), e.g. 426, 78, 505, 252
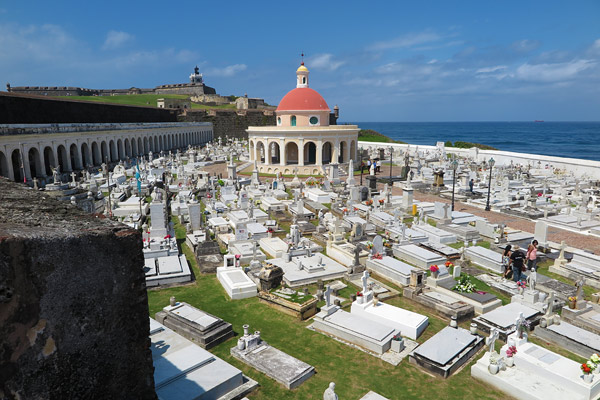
392, 333, 403, 341
366, 241, 374, 250
581, 362, 594, 375
343, 208, 349, 214
267, 228, 274, 233
506, 345, 517, 358
365, 199, 374, 206
235, 254, 241, 260
429, 265, 439, 273
568, 296, 577, 302
372, 252, 383, 260
353, 207, 359, 212
445, 260, 454, 268
454, 274, 476, 293
379, 199, 385, 205
591, 354, 600, 365
357, 291, 363, 297
517, 280, 527, 289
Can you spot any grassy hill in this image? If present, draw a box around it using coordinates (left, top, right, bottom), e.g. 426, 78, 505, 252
358, 129, 406, 144
52, 94, 236, 109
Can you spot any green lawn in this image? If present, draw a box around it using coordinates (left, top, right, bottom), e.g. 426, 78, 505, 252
53, 94, 236, 109
146, 217, 586, 399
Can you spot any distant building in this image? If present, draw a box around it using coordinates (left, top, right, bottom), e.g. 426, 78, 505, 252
157, 98, 191, 110
6, 66, 216, 97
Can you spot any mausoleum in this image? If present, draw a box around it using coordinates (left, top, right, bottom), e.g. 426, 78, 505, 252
247, 62, 359, 175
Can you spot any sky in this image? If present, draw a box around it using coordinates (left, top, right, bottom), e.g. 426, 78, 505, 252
1, 1, 599, 121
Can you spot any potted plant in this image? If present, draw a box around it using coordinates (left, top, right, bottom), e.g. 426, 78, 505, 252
517, 280, 527, 295
488, 353, 500, 375
391, 333, 404, 353
581, 362, 595, 383
378, 199, 385, 206
430, 265, 440, 278
356, 291, 364, 304
568, 296, 577, 309
505, 345, 517, 367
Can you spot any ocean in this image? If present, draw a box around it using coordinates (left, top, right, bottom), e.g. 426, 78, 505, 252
345, 122, 600, 162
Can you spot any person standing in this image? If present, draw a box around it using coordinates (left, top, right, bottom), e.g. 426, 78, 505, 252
527, 240, 538, 271
502, 245, 512, 279
510, 245, 526, 282
469, 179, 474, 193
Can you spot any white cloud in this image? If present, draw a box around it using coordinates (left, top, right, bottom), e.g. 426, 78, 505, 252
206, 64, 247, 77
370, 31, 441, 50
516, 59, 595, 82
476, 65, 507, 74
102, 30, 134, 50
309, 53, 345, 71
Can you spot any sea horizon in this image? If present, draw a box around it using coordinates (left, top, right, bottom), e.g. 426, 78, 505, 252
343, 121, 600, 162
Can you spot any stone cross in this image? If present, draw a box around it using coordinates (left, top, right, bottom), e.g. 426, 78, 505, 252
515, 312, 526, 339
557, 241, 567, 262
486, 328, 499, 354
353, 244, 361, 266
443, 203, 450, 219
71, 172, 77, 184
324, 285, 333, 307
361, 270, 370, 294
401, 223, 406, 241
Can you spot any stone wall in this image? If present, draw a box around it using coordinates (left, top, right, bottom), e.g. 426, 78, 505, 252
181, 109, 276, 139
0, 178, 156, 399
0, 92, 178, 124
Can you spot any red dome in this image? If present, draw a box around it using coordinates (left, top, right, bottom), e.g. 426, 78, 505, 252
276, 88, 330, 112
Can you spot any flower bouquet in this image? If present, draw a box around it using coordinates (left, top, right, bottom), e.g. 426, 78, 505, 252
365, 199, 374, 206
454, 274, 476, 293
505, 345, 517, 367
568, 296, 577, 309
372, 252, 383, 260
429, 264, 440, 278
378, 199, 385, 205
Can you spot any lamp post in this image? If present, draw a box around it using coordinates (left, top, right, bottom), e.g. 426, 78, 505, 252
485, 157, 495, 211
389, 146, 393, 185
359, 146, 364, 185
451, 158, 458, 212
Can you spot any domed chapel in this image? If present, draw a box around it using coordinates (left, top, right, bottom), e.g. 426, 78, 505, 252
247, 62, 359, 175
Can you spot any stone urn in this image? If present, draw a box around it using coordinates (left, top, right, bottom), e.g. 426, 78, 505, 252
592, 293, 600, 304
357, 295, 364, 304
488, 363, 499, 375
470, 323, 478, 335
539, 318, 547, 328
584, 373, 594, 384
169, 296, 176, 307
431, 269, 439, 279
505, 356, 514, 367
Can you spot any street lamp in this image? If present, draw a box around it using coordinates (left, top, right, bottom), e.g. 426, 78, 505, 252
389, 146, 393, 184
359, 146, 364, 185
451, 158, 459, 211
485, 157, 495, 211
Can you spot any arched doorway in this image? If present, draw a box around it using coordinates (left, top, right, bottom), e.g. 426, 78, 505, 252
125, 139, 131, 158
43, 146, 56, 176
91, 142, 101, 166
70, 144, 81, 170
0, 151, 9, 179
304, 142, 316, 165
81, 143, 92, 168
101, 141, 109, 163
143, 137, 149, 154
109, 140, 117, 161
338, 141, 346, 163
269, 142, 281, 164
11, 149, 23, 182
285, 142, 299, 165
256, 141, 265, 163
117, 139, 124, 160
322, 142, 332, 165
57, 145, 69, 172
28, 147, 43, 178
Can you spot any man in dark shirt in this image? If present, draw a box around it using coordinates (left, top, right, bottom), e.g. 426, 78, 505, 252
510, 245, 526, 282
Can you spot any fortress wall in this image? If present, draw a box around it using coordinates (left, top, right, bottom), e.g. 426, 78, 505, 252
0, 178, 156, 399
181, 109, 276, 139
0, 92, 177, 124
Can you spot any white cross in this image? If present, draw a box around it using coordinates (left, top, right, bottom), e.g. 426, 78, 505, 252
362, 270, 370, 294
324, 285, 333, 307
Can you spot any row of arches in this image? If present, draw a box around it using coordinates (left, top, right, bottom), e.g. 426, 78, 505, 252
249, 139, 356, 166
0, 129, 212, 182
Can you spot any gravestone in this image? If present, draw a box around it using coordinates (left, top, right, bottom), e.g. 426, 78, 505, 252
373, 235, 384, 255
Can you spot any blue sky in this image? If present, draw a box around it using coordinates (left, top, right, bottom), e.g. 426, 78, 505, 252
1, 1, 599, 121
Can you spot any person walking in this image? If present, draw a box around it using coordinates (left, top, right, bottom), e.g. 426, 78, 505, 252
502, 245, 512, 279
510, 245, 526, 282
527, 240, 538, 271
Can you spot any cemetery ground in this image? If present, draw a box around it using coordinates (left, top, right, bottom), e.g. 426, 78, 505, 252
146, 217, 585, 399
